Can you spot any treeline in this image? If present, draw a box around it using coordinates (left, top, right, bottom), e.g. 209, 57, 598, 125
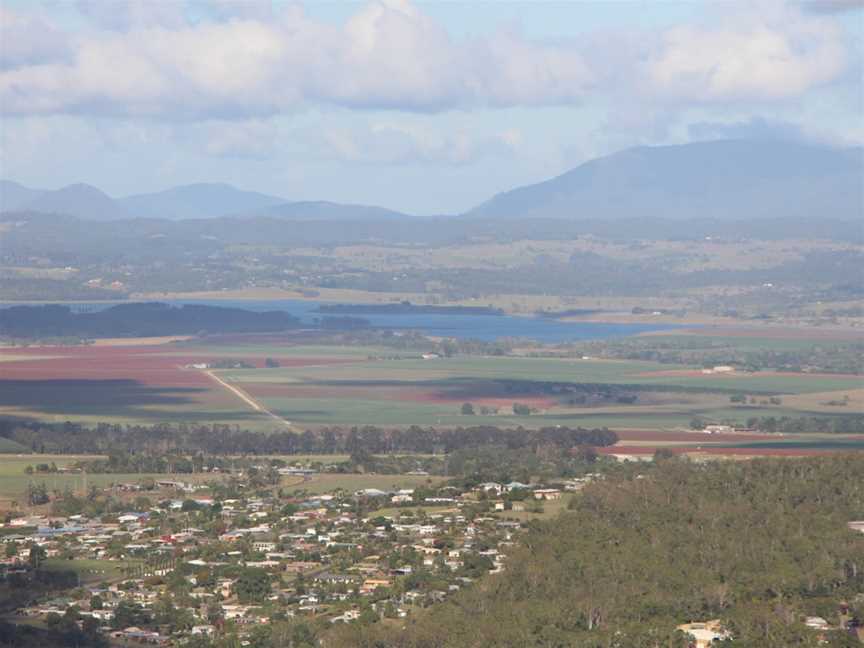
0, 421, 618, 456
330, 454, 864, 647
0, 276, 123, 302
573, 337, 864, 375
746, 414, 864, 435
0, 303, 302, 338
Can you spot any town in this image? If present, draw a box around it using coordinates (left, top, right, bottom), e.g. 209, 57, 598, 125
0, 460, 593, 646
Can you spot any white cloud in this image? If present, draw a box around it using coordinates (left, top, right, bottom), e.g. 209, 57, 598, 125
686, 115, 861, 147
643, 5, 847, 102
74, 0, 189, 30
0, 1, 592, 118
318, 121, 520, 165
0, 7, 72, 70
0, 1, 854, 121
180, 119, 283, 159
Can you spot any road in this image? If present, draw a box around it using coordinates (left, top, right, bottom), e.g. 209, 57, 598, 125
203, 369, 293, 427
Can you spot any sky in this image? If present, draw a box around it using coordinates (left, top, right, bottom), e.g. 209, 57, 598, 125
0, 0, 862, 214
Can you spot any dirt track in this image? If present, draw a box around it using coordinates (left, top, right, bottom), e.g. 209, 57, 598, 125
204, 370, 292, 427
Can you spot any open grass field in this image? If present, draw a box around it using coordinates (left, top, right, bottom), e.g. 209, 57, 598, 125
0, 471, 219, 503
284, 473, 443, 495
493, 495, 574, 521
40, 558, 131, 584
0, 454, 225, 504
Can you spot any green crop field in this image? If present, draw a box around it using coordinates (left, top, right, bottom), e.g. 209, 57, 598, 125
221, 355, 863, 393
215, 349, 863, 429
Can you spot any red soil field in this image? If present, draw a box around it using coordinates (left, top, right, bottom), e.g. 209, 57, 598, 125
1, 346, 211, 387
0, 345, 358, 388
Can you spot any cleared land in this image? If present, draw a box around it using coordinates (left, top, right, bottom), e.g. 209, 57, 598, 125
219, 352, 863, 429
0, 342, 366, 428
0, 331, 861, 457
283, 473, 443, 495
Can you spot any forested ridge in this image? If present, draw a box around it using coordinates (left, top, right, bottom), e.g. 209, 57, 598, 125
332, 455, 864, 647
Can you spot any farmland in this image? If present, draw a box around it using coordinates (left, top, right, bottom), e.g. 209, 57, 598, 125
0, 342, 368, 428
217, 348, 863, 429
0, 330, 862, 457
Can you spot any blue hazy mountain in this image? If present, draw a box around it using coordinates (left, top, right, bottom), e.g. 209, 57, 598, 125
0, 179, 47, 211
120, 182, 287, 219
241, 200, 409, 221
466, 140, 864, 221
18, 183, 130, 220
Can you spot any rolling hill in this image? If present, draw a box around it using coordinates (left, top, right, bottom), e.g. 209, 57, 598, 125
466, 140, 864, 221
120, 182, 287, 219
0, 180, 409, 222
0, 180, 46, 211
21, 183, 130, 221
242, 200, 409, 221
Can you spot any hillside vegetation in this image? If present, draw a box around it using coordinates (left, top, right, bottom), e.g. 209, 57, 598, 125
332, 454, 864, 647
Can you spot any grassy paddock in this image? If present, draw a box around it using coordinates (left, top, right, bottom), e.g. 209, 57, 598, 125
0, 454, 221, 501
40, 558, 131, 583
284, 473, 442, 495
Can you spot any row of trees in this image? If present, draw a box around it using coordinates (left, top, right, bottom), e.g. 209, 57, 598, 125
0, 421, 618, 457
573, 337, 864, 375
746, 414, 864, 435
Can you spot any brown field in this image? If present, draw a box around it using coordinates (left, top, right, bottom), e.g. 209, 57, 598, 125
0, 342, 365, 423
782, 388, 864, 413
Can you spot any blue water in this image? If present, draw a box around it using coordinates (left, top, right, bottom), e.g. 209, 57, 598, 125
5, 299, 684, 343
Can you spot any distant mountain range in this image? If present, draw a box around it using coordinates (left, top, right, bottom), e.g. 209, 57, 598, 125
121, 183, 286, 219
466, 140, 864, 221
0, 179, 413, 221
2, 140, 862, 222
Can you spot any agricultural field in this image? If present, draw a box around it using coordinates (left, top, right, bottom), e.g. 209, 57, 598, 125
218, 350, 863, 429
0, 331, 862, 456
0, 341, 372, 428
